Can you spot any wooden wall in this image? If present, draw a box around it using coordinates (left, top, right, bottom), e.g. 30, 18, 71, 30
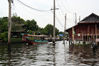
67, 23, 99, 41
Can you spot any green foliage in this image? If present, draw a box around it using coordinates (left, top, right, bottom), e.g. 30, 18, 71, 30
58, 32, 64, 34
12, 16, 25, 24
28, 30, 33, 34
35, 27, 43, 35
24, 20, 39, 31
42, 24, 59, 36
0, 16, 60, 42
0, 17, 8, 32
11, 38, 22, 43
43, 24, 53, 35
0, 32, 8, 42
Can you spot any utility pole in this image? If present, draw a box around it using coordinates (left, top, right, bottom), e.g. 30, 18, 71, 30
79, 16, 81, 22
75, 13, 77, 25
8, 0, 12, 44
64, 14, 66, 36
72, 13, 77, 44
53, 0, 56, 43
71, 13, 75, 44
63, 14, 66, 44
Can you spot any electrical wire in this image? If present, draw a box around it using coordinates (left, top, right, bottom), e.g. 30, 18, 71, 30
13, 0, 65, 30
17, 0, 51, 12
12, 0, 17, 16
55, 2, 65, 29
56, 1, 65, 15
56, 15, 64, 28
50, 10, 64, 30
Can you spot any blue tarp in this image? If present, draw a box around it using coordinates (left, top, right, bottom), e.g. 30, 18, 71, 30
59, 34, 64, 37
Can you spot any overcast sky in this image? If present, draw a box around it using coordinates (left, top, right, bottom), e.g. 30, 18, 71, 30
0, 0, 99, 31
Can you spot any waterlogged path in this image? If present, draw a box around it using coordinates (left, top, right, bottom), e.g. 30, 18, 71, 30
0, 41, 99, 66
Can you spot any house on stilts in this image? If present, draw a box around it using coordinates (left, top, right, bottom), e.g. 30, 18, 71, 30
66, 13, 99, 44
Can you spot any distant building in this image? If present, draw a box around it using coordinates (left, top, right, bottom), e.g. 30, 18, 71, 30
66, 13, 99, 44
11, 23, 25, 38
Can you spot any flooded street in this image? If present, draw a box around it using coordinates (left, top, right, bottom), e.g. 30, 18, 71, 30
0, 41, 99, 66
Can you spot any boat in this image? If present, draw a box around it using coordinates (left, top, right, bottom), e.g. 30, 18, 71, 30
22, 34, 48, 44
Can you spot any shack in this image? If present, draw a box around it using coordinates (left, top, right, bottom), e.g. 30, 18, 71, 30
11, 23, 25, 38
66, 13, 99, 44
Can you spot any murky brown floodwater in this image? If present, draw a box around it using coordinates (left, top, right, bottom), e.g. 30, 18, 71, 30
0, 41, 99, 66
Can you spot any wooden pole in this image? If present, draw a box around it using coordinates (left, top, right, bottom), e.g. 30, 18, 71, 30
75, 13, 77, 25
8, 0, 12, 44
79, 16, 81, 22
63, 14, 66, 44
72, 27, 74, 44
95, 24, 97, 43
82, 33, 83, 41
88, 25, 89, 41
64, 14, 66, 33
53, 0, 56, 43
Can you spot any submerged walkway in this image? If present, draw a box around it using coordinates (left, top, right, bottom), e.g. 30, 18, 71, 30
0, 41, 99, 66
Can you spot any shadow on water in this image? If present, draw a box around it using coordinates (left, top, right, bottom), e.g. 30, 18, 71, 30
8, 44, 11, 66
0, 43, 39, 66
52, 43, 56, 66
69, 43, 99, 66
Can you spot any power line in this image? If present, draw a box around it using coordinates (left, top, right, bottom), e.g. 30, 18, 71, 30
50, 10, 64, 28
12, 0, 17, 16
60, 0, 71, 13
17, 0, 51, 12
56, 0, 73, 14
56, 1, 65, 15
55, 1, 65, 27
13, 0, 64, 30
50, 10, 64, 30
56, 15, 64, 28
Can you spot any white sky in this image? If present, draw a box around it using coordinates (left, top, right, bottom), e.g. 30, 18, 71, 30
0, 0, 99, 31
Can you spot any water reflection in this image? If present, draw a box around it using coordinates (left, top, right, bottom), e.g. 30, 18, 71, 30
0, 41, 99, 66
52, 44, 56, 66
8, 45, 11, 66
69, 44, 99, 66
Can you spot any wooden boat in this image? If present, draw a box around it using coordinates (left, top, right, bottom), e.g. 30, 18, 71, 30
22, 34, 48, 44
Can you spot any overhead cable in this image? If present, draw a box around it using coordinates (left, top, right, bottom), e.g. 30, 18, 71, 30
56, 16, 64, 28
17, 0, 51, 12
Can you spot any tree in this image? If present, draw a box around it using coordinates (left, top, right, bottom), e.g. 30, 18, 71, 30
24, 20, 39, 32
0, 17, 8, 41
43, 24, 59, 36
0, 16, 60, 42
0, 17, 8, 32
12, 16, 25, 24
0, 16, 40, 42
0, 32, 8, 42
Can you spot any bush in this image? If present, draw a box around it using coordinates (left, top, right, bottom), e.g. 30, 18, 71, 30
0, 32, 8, 42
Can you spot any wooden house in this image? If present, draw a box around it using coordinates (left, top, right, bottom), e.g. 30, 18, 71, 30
11, 23, 25, 38
66, 13, 99, 44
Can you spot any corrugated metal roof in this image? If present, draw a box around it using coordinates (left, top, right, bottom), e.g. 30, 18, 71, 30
80, 13, 99, 23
